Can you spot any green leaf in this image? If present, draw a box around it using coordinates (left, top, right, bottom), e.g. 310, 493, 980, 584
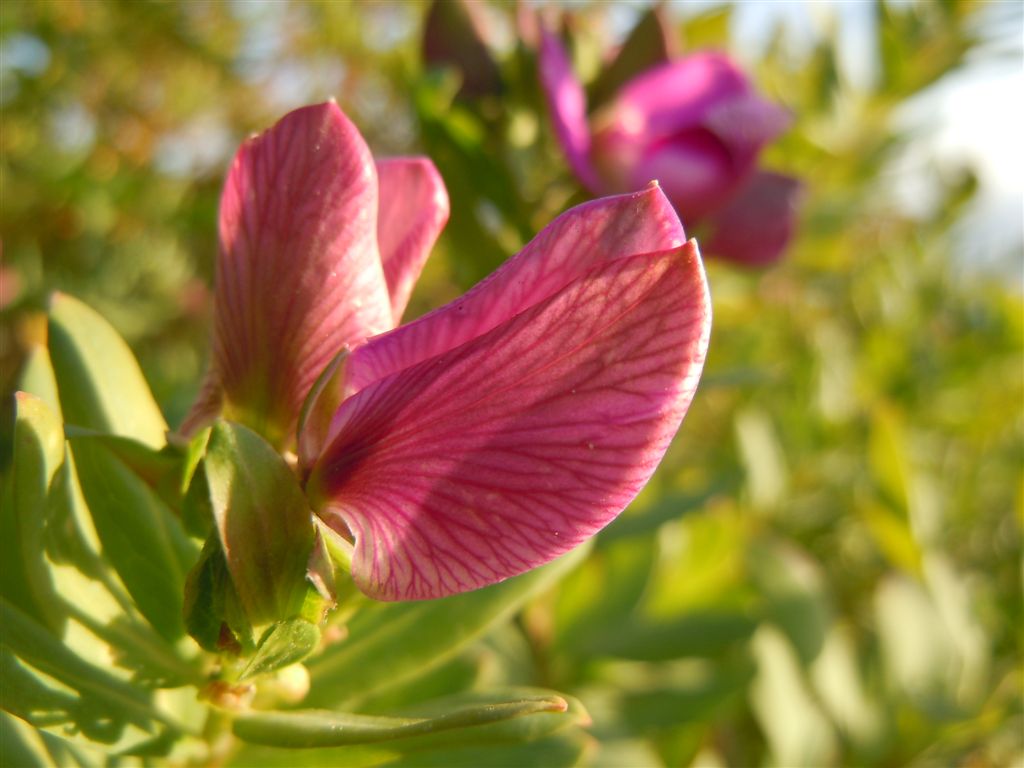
47, 292, 167, 449
67, 610, 204, 689
204, 421, 315, 627
422, 0, 503, 101
581, 609, 758, 662
71, 440, 197, 641
749, 538, 833, 665
228, 727, 588, 768
0, 598, 181, 737
232, 694, 569, 748
378, 730, 588, 768
598, 482, 732, 544
240, 618, 321, 681
393, 688, 588, 748
18, 344, 62, 418
65, 426, 181, 493
751, 626, 838, 767
1, 393, 66, 632
304, 544, 589, 709
589, 6, 674, 110
592, 654, 754, 731
1, 710, 102, 768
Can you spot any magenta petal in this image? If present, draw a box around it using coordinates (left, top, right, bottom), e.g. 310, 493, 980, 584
309, 241, 711, 600
703, 93, 791, 168
211, 101, 392, 445
344, 184, 685, 395
376, 157, 450, 324
703, 171, 803, 266
538, 26, 604, 192
603, 54, 750, 143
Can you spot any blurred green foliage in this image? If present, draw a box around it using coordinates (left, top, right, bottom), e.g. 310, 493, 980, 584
2, 1, 1021, 766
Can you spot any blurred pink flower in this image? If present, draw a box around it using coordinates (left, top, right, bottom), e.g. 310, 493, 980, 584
188, 102, 711, 601
539, 28, 801, 267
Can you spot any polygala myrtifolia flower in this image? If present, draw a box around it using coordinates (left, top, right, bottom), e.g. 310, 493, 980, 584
185, 101, 710, 601
538, 21, 802, 267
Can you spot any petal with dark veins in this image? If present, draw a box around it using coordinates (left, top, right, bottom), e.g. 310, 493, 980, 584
344, 184, 685, 398
309, 240, 710, 600
210, 101, 393, 446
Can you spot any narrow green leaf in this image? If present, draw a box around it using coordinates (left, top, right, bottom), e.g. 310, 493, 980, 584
228, 729, 588, 768
0, 598, 180, 735
66, 609, 204, 689
304, 544, 589, 709
44, 447, 126, 591
240, 618, 321, 682
751, 626, 838, 766
1, 648, 79, 724
205, 421, 314, 627
65, 426, 181, 492
71, 440, 197, 641
232, 695, 567, 748
47, 292, 167, 449
1, 393, 66, 632
1, 710, 100, 768
392, 688, 589, 749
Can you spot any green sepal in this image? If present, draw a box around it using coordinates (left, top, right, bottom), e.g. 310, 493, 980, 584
239, 618, 320, 682
204, 421, 315, 628
47, 292, 168, 449
183, 536, 253, 654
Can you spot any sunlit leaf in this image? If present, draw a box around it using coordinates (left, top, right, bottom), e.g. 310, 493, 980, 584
750, 626, 838, 767
17, 344, 62, 418
204, 421, 315, 628
47, 292, 168, 449
0, 598, 180, 738
1, 393, 66, 632
71, 440, 196, 641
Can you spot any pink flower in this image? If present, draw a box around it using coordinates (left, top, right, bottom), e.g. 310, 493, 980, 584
183, 102, 450, 447
188, 102, 711, 601
539, 28, 801, 267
